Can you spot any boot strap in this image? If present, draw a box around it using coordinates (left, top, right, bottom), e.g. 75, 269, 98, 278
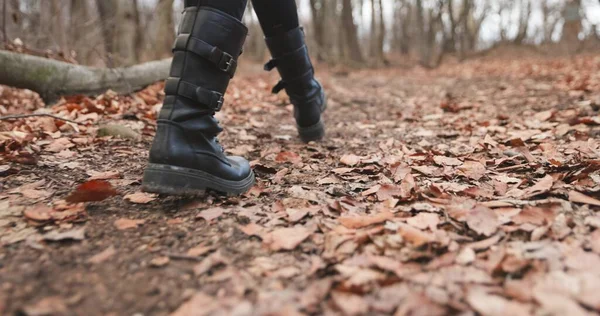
271, 70, 315, 94
264, 45, 308, 72
165, 78, 224, 112
173, 34, 238, 78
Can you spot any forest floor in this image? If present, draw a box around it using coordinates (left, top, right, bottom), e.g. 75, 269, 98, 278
1, 53, 600, 316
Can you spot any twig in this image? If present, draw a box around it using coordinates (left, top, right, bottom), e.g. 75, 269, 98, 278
0, 113, 79, 124
163, 252, 203, 262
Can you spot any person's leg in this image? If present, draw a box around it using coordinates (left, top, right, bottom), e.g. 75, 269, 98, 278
184, 0, 247, 20
252, 0, 327, 142
142, 0, 255, 196
251, 0, 299, 37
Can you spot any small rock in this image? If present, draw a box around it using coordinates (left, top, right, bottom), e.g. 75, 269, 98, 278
150, 256, 170, 268
97, 124, 140, 140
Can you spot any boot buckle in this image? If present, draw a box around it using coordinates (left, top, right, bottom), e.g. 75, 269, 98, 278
218, 53, 235, 77
214, 92, 224, 112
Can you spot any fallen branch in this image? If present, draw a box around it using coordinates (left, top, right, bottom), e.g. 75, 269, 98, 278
0, 113, 79, 124
0, 50, 171, 103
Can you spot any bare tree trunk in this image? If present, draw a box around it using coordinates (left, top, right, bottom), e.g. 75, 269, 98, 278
50, 0, 68, 55
153, 0, 175, 60
114, 0, 139, 66
341, 0, 364, 64
0, 50, 171, 103
377, 0, 386, 63
133, 0, 145, 62
562, 0, 582, 54
309, 0, 326, 61
96, 0, 117, 62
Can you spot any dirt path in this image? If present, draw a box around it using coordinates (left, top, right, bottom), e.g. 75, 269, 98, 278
2, 54, 600, 315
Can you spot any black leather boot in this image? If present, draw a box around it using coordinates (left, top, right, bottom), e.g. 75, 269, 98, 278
142, 7, 254, 196
264, 27, 327, 143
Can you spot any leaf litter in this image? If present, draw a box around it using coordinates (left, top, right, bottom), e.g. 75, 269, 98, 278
2, 55, 600, 315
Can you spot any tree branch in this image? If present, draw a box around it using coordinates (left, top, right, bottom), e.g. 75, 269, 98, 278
0, 113, 79, 124
0, 50, 171, 103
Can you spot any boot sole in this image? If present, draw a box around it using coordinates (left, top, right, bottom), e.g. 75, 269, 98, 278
297, 98, 328, 143
298, 119, 325, 143
142, 164, 255, 196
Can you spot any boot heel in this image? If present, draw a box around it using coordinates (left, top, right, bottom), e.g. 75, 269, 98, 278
142, 164, 255, 196
298, 119, 325, 143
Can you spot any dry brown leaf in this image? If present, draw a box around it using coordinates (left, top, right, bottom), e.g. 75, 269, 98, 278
521, 175, 554, 198
150, 256, 170, 268
196, 208, 227, 222
43, 227, 86, 241
263, 226, 311, 251
186, 245, 214, 257
458, 161, 487, 180
331, 291, 368, 316
467, 287, 531, 316
569, 191, 600, 206
406, 213, 440, 231
23, 205, 53, 222
20, 189, 51, 200
340, 154, 361, 167
114, 218, 145, 230
397, 223, 436, 246
239, 223, 264, 237
286, 208, 310, 223
339, 211, 393, 229
124, 192, 156, 204
275, 151, 302, 164
433, 156, 463, 166
466, 206, 501, 237
87, 170, 121, 180
512, 206, 556, 226
87, 246, 116, 264
193, 251, 227, 276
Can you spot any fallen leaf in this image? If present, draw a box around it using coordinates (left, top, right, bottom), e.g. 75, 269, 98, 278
263, 226, 311, 251
397, 223, 436, 246
65, 180, 118, 203
286, 208, 310, 223
406, 213, 440, 231
340, 154, 361, 167
458, 161, 487, 180
331, 291, 368, 316
466, 206, 501, 237
43, 227, 86, 241
150, 256, 170, 268
187, 245, 214, 257
194, 251, 227, 276
569, 191, 600, 206
521, 175, 554, 199
512, 206, 556, 226
196, 208, 226, 222
339, 211, 394, 229
114, 218, 145, 230
124, 192, 156, 204
23, 205, 53, 222
239, 223, 264, 237
87, 170, 121, 180
88, 246, 116, 264
467, 287, 531, 316
20, 189, 51, 200
433, 156, 463, 166
275, 151, 302, 164
21, 296, 68, 316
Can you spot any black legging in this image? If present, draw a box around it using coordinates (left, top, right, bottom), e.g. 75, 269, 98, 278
183, 0, 299, 37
